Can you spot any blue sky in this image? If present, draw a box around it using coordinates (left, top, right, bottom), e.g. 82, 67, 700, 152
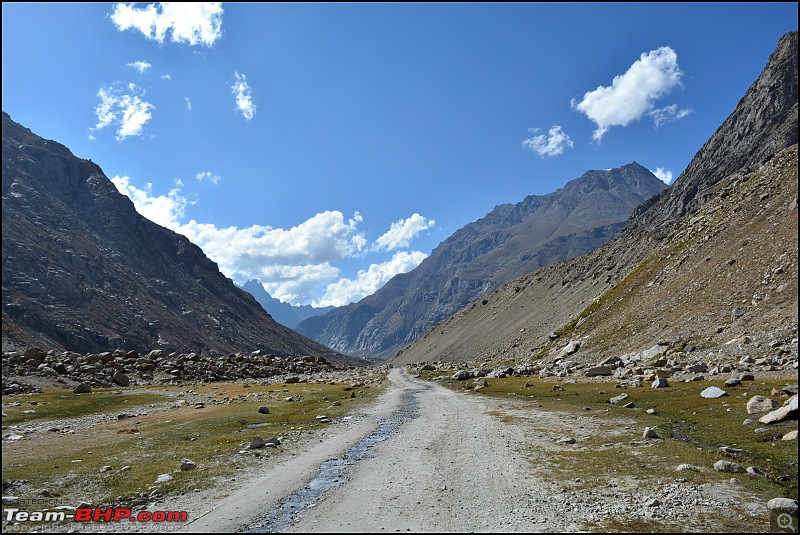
3, 3, 797, 307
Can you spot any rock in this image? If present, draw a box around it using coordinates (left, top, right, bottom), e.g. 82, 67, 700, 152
700, 386, 727, 398
742, 418, 755, 426
452, 370, 471, 381
73, 383, 92, 394
767, 498, 798, 513
782, 430, 798, 441
746, 395, 779, 414
675, 464, 701, 472
99, 466, 112, 473
584, 365, 612, 377
155, 474, 173, 484
645, 498, 662, 507
609, 393, 630, 405
180, 459, 197, 470
258, 406, 270, 415
731, 307, 749, 320
724, 378, 742, 387
713, 460, 745, 473
551, 385, 564, 392
759, 394, 798, 424
746, 466, 764, 476
557, 341, 581, 358
557, 437, 576, 444
651, 378, 669, 388
783, 385, 799, 396
739, 374, 755, 381
643, 427, 660, 439
646, 408, 657, 415
249, 437, 267, 449
112, 371, 130, 387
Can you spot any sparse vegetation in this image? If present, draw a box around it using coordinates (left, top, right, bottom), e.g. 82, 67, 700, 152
2, 380, 384, 506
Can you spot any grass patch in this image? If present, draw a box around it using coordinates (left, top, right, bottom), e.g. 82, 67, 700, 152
1, 388, 169, 426
2, 380, 383, 509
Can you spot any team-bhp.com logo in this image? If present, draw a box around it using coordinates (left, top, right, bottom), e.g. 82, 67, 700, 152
4, 506, 188, 524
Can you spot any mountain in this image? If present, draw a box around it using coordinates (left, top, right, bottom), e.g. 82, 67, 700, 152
296, 163, 667, 359
1, 112, 365, 367
392, 31, 798, 367
239, 279, 334, 329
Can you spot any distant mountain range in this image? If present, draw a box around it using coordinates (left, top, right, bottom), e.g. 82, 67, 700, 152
296, 162, 667, 359
1, 112, 365, 367
239, 279, 334, 329
392, 31, 798, 367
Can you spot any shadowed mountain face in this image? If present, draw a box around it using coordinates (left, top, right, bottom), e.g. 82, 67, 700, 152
392, 31, 798, 367
296, 163, 667, 360
1, 112, 363, 366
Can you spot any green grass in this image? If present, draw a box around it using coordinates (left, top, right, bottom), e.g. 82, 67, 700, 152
1, 388, 169, 425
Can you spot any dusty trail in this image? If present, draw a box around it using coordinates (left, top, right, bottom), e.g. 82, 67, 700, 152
179, 368, 571, 533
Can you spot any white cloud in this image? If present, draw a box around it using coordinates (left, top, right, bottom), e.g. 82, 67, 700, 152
127, 60, 152, 73
92, 84, 154, 141
650, 167, 673, 184
649, 104, 692, 127
162, 74, 172, 80
185, 97, 192, 110
231, 71, 256, 120
111, 175, 191, 227
572, 46, 685, 141
375, 214, 435, 251
111, 176, 433, 305
522, 125, 574, 157
316, 251, 428, 307
110, 2, 223, 47
196, 171, 220, 184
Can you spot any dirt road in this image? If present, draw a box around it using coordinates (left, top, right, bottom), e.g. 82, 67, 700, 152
179, 367, 574, 533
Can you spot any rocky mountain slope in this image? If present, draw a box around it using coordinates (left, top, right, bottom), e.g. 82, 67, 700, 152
1, 112, 363, 366
239, 280, 334, 329
392, 31, 798, 368
297, 163, 666, 359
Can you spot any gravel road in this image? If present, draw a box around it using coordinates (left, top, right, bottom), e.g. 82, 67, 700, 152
178, 367, 575, 533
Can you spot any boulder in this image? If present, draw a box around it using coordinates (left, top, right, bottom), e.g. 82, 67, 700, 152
746, 396, 779, 414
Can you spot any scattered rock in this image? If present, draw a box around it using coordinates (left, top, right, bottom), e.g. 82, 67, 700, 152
584, 365, 612, 377
713, 460, 745, 473
759, 394, 798, 424
782, 430, 798, 441
767, 498, 798, 513
675, 464, 701, 472
73, 383, 92, 394
258, 406, 270, 415
651, 378, 669, 388
557, 437, 576, 444
746, 395, 779, 414
645, 498, 662, 507
609, 393, 630, 405
180, 459, 197, 470
701, 386, 727, 399
643, 427, 660, 439
452, 370, 471, 381
155, 474, 173, 484
249, 437, 267, 449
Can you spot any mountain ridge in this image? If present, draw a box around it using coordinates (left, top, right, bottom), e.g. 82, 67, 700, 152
392, 31, 798, 367
1, 112, 365, 367
297, 162, 667, 359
